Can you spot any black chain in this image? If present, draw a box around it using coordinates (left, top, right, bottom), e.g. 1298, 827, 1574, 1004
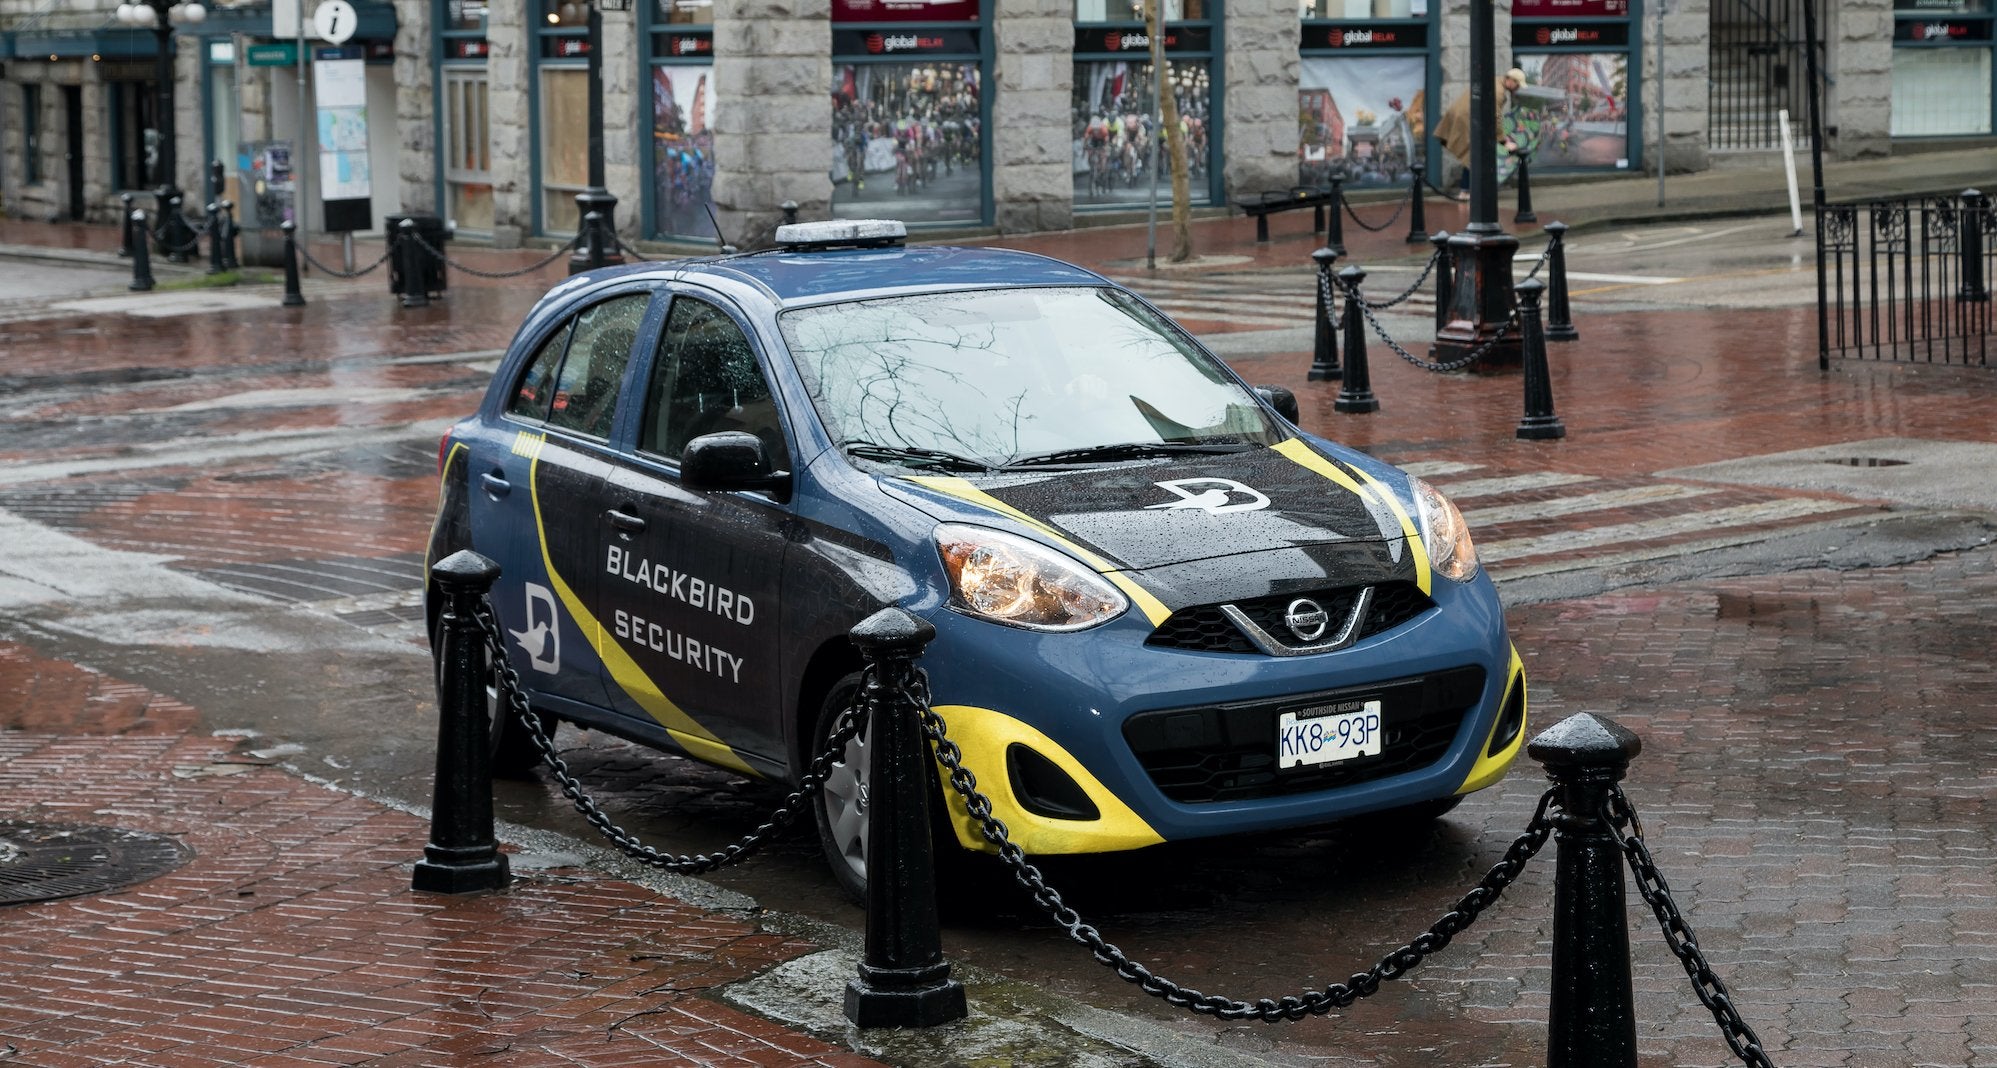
1605, 789, 1777, 1068
1320, 248, 1442, 312
409, 229, 584, 279
611, 236, 655, 262
1342, 193, 1412, 233
468, 598, 864, 873
299, 243, 394, 279
1333, 270, 1516, 374
918, 682, 1557, 1022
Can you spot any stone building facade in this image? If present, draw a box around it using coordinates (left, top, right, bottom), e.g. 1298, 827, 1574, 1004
1, 0, 1988, 243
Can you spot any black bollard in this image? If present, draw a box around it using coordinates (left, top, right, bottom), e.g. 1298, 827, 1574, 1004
1334, 266, 1378, 413
1528, 713, 1642, 1068
1325, 177, 1347, 257
1406, 163, 1429, 244
1515, 279, 1567, 440
399, 218, 430, 309
218, 200, 239, 271
1309, 246, 1343, 382
1514, 154, 1538, 225
781, 199, 800, 227
208, 159, 225, 205
128, 209, 155, 292
844, 607, 968, 1029
1544, 222, 1578, 342
117, 193, 135, 258
1959, 189, 1988, 303
206, 202, 226, 275
412, 550, 513, 894
163, 194, 192, 263
1430, 230, 1454, 334
581, 209, 607, 271
280, 220, 306, 307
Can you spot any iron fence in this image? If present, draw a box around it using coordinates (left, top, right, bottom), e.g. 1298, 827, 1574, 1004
1818, 191, 1993, 367
1709, 0, 1817, 151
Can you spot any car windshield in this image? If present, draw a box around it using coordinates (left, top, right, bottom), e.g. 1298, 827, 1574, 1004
778, 286, 1281, 469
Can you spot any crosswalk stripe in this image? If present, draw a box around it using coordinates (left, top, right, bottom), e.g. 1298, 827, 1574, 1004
1479, 498, 1861, 564
1436, 472, 1598, 499
1149, 306, 1309, 327
1462, 484, 1723, 527
1398, 460, 1483, 478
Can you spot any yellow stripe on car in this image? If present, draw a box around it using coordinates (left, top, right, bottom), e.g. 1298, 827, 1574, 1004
525, 441, 758, 777
904, 475, 1173, 628
930, 703, 1164, 854
1455, 643, 1527, 795
1270, 438, 1433, 595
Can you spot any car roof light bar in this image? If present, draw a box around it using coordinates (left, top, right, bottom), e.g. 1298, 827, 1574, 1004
774, 219, 908, 251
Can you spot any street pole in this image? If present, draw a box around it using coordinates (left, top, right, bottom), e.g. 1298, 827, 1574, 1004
1803, 0, 1829, 370
1654, 0, 1666, 207
1146, 20, 1163, 273
150, 4, 195, 261
1430, 0, 1521, 370
569, 0, 625, 274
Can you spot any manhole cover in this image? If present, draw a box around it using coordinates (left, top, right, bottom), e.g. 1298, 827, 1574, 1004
1823, 457, 1910, 467
0, 820, 192, 906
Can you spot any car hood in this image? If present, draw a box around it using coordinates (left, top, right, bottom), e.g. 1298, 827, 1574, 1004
875, 438, 1421, 575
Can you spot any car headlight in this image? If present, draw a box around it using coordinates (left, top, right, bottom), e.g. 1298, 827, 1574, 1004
935, 524, 1128, 631
1409, 476, 1480, 583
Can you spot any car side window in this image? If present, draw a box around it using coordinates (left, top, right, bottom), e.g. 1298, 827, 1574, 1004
507, 320, 573, 422
543, 293, 650, 440
642, 295, 787, 463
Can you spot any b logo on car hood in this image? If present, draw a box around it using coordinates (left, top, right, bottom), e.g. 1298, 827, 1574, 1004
1144, 477, 1272, 515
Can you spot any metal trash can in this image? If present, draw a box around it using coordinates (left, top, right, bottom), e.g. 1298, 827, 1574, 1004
386, 211, 449, 298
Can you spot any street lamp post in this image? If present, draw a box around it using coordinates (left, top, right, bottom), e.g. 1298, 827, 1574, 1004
115, 1, 206, 263
566, 0, 625, 275
1430, 0, 1521, 369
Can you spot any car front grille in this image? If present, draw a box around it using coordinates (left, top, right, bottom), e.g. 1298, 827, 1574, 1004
1122, 665, 1487, 804
1145, 581, 1434, 655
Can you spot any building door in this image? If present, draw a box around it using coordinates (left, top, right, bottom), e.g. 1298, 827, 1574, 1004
1708, 0, 1813, 150
62, 85, 85, 221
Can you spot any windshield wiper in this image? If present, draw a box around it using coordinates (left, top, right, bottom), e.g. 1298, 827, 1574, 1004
842, 440, 996, 474
1006, 440, 1254, 468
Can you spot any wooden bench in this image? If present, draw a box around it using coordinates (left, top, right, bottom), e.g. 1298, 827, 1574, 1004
1235, 186, 1336, 243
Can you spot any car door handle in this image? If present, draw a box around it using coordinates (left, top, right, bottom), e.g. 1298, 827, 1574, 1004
481, 472, 511, 497
607, 508, 647, 533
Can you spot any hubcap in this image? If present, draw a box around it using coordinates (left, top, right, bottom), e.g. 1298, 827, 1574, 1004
821, 715, 871, 884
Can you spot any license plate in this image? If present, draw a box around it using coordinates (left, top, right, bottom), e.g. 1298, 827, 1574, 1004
1277, 700, 1384, 769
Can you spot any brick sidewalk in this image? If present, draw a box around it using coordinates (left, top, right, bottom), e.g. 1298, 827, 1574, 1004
0, 642, 876, 1068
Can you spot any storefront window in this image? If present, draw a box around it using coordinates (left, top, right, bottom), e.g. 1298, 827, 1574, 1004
1072, 60, 1211, 204
656, 0, 712, 23
540, 67, 589, 231
652, 64, 716, 237
1299, 56, 1424, 187
1298, 0, 1420, 16
830, 62, 984, 224
1511, 53, 1629, 167
1893, 42, 1994, 135
1076, 0, 1208, 18
445, 70, 494, 231
445, 0, 487, 30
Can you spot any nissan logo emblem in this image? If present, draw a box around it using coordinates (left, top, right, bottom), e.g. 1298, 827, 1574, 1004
1285, 598, 1330, 643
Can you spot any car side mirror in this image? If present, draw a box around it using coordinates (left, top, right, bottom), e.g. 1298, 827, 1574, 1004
681, 431, 792, 498
1255, 385, 1300, 424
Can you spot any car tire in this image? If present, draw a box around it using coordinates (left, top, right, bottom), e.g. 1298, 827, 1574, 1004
811, 672, 967, 904
429, 616, 553, 779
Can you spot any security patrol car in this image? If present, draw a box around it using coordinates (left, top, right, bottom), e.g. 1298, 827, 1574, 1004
427, 220, 1527, 897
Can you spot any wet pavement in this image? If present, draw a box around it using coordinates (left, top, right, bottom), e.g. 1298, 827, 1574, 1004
2, 172, 1997, 1067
